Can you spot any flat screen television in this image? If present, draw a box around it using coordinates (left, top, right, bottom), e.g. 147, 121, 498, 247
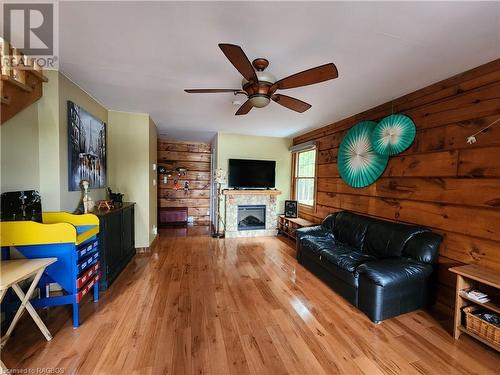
228, 159, 276, 189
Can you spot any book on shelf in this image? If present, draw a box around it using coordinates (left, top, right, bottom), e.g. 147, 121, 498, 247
460, 289, 490, 303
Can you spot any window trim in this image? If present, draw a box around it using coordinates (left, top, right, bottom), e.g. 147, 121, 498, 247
292, 148, 317, 213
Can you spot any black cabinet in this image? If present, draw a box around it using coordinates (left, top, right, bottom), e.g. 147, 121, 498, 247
96, 202, 135, 290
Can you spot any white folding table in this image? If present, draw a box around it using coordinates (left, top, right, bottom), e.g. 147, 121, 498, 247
0, 258, 57, 373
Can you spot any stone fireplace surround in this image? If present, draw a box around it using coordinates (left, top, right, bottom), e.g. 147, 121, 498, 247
223, 190, 281, 238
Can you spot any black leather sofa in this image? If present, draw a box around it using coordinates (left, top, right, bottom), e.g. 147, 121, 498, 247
296, 211, 442, 323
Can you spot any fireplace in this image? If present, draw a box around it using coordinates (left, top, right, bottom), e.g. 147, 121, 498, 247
224, 190, 280, 238
238, 205, 266, 231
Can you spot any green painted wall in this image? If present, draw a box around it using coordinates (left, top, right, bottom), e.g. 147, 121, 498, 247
37, 70, 61, 210
216, 132, 292, 213
108, 111, 157, 248
1, 71, 157, 248
1, 103, 40, 193
148, 117, 158, 244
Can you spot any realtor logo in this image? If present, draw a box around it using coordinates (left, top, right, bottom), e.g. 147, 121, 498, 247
3, 3, 54, 55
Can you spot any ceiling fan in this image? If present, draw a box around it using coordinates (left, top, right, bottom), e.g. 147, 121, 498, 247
185, 44, 338, 115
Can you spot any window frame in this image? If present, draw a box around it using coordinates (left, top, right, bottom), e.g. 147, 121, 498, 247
292, 147, 317, 213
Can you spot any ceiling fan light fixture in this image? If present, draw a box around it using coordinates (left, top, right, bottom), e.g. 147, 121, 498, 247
242, 71, 277, 86
249, 94, 270, 108
185, 44, 338, 116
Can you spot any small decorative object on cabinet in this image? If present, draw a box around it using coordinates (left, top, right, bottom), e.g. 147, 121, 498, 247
284, 200, 298, 218
80, 180, 94, 213
97, 200, 113, 211
107, 187, 124, 205
449, 264, 500, 352
95, 203, 135, 290
278, 214, 315, 240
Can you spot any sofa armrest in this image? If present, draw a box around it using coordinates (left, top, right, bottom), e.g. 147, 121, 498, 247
296, 225, 327, 242
356, 258, 433, 287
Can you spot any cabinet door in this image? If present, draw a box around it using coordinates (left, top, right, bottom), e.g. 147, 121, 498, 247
121, 205, 135, 259
105, 210, 122, 272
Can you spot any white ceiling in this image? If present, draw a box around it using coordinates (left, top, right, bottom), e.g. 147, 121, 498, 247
59, 1, 500, 140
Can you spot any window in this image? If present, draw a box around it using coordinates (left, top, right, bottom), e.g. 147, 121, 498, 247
294, 149, 316, 207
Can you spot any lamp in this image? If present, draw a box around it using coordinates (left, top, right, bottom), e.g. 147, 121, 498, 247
243, 70, 276, 108
213, 168, 226, 238
249, 94, 270, 108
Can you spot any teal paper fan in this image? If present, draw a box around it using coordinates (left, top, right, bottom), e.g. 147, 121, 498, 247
371, 114, 416, 155
338, 121, 389, 188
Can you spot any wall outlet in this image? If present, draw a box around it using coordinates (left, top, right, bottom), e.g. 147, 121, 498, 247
152, 225, 158, 235
187, 216, 194, 224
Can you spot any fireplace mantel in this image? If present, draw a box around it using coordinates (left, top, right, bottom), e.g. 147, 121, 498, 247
223, 189, 282, 196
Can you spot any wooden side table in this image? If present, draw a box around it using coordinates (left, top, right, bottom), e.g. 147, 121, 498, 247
0, 258, 57, 372
277, 215, 316, 241
449, 264, 500, 351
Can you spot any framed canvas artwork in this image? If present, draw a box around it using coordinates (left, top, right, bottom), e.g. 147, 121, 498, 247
68, 101, 107, 191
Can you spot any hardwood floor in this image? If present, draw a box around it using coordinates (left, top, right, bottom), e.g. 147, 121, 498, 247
2, 231, 499, 374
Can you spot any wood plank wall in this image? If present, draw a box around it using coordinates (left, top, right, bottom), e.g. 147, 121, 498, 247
157, 139, 211, 225
293, 59, 500, 314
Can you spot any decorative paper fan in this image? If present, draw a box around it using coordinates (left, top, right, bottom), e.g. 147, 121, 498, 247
338, 121, 389, 188
371, 114, 416, 155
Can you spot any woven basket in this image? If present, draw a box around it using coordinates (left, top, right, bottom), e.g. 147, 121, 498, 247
463, 306, 500, 346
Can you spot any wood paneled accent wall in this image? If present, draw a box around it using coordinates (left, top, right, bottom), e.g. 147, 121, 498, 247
158, 139, 211, 225
293, 59, 500, 314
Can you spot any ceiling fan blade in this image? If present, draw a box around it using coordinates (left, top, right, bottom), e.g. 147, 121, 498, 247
274, 63, 338, 90
184, 89, 240, 93
235, 99, 253, 115
219, 43, 258, 82
272, 94, 311, 113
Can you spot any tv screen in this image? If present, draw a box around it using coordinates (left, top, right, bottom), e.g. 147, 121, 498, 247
228, 159, 276, 189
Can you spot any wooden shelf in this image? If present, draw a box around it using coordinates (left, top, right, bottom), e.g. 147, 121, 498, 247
278, 214, 316, 241
450, 264, 500, 289
1, 75, 32, 92
27, 69, 49, 83
459, 291, 500, 315
223, 189, 281, 196
1, 38, 48, 124
458, 326, 500, 352
450, 265, 500, 351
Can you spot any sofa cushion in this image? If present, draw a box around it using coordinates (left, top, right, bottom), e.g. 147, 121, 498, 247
364, 221, 429, 258
300, 235, 336, 255
333, 211, 373, 250
321, 246, 376, 273
356, 258, 433, 287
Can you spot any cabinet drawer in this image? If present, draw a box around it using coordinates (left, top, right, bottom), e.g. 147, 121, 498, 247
76, 239, 99, 260
76, 262, 100, 289
77, 252, 99, 274
76, 273, 100, 303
